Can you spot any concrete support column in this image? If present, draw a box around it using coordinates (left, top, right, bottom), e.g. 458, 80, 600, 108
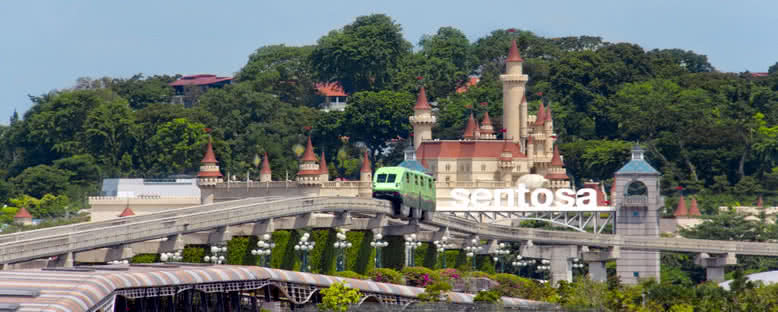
1, 263, 9, 270
49, 251, 74, 267
208, 226, 232, 245
588, 262, 607, 282
695, 253, 737, 282
105, 245, 134, 262
521, 245, 579, 283
252, 218, 275, 236
160, 234, 185, 253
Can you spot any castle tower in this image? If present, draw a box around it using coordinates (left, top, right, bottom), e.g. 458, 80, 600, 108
463, 113, 478, 140
688, 197, 701, 217
13, 207, 33, 226
544, 106, 555, 155
544, 145, 570, 189
296, 137, 321, 185
500, 40, 529, 142
498, 140, 515, 183
197, 136, 223, 187
673, 195, 688, 217
260, 152, 272, 182
479, 110, 496, 139
409, 87, 436, 149
533, 100, 546, 157
526, 136, 535, 159
612, 145, 662, 284
319, 152, 329, 182
359, 150, 373, 198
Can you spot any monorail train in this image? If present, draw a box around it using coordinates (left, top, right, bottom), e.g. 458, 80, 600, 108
372, 166, 436, 220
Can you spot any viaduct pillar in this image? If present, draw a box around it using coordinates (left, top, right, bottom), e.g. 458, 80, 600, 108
612, 146, 662, 284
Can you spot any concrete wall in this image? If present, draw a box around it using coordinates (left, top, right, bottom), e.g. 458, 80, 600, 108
89, 196, 201, 222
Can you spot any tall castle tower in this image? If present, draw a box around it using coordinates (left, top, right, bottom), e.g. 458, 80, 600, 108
197, 136, 222, 187
296, 137, 321, 185
499, 40, 529, 143
409, 87, 436, 150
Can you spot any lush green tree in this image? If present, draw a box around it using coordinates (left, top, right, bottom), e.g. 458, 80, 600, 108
144, 118, 208, 177
318, 281, 361, 312
11, 165, 73, 198
109, 74, 177, 109
341, 90, 414, 165
84, 98, 135, 175
236, 44, 317, 106
559, 139, 632, 185
680, 210, 773, 242
53, 155, 100, 186
310, 14, 412, 93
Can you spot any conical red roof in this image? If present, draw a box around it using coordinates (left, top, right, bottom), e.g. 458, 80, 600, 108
414, 87, 431, 110
361, 150, 371, 173
261, 152, 272, 174
545, 107, 553, 122
201, 136, 218, 164
463, 113, 478, 139
534, 101, 545, 126
550, 145, 564, 167
480, 112, 494, 134
689, 197, 701, 217
319, 152, 328, 174
14, 207, 32, 219
301, 137, 316, 162
499, 140, 513, 161
507, 40, 524, 62
673, 195, 688, 217
118, 206, 135, 217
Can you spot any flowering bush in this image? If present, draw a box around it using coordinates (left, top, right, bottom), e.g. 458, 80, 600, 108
368, 268, 404, 285
402, 267, 438, 287
437, 268, 462, 282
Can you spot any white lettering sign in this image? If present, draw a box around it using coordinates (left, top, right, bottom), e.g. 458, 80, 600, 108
448, 184, 598, 211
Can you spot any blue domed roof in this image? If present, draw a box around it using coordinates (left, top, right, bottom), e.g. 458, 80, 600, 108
616, 145, 660, 175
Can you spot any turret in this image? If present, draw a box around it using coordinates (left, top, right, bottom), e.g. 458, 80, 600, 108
197, 136, 223, 186
498, 140, 515, 183
13, 207, 33, 225
296, 137, 321, 185
544, 145, 570, 189
544, 106, 554, 155
319, 152, 329, 182
463, 113, 478, 140
500, 40, 529, 143
409, 87, 436, 149
479, 106, 496, 139
260, 152, 272, 182
118, 206, 135, 218
689, 197, 701, 217
673, 195, 688, 217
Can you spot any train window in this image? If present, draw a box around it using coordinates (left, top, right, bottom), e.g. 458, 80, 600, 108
405, 174, 410, 183
376, 174, 387, 183
387, 174, 396, 183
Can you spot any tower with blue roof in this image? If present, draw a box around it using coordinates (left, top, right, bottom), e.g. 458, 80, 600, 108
611, 145, 663, 284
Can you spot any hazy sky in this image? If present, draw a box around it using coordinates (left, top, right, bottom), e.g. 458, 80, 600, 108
1, 1, 776, 124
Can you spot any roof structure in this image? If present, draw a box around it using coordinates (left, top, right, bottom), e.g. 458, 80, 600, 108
261, 152, 272, 174
418, 140, 525, 159
301, 137, 317, 162
545, 107, 553, 122
319, 152, 328, 174
550, 145, 564, 167
169, 74, 232, 87
534, 101, 545, 126
201, 137, 218, 164
0, 265, 549, 312
463, 113, 478, 139
688, 197, 701, 217
455, 77, 480, 94
13, 207, 32, 219
615, 146, 660, 175
506, 40, 524, 62
674, 195, 688, 217
414, 87, 432, 110
315, 82, 347, 97
361, 150, 372, 173
480, 111, 494, 133
118, 206, 135, 217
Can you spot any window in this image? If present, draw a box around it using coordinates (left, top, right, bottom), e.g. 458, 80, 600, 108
481, 164, 486, 171
445, 164, 451, 171
445, 176, 451, 182
387, 174, 396, 183
632, 211, 639, 217
405, 174, 410, 183
376, 174, 387, 183
633, 272, 640, 278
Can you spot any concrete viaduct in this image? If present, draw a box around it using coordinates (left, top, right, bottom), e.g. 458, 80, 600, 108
0, 196, 775, 283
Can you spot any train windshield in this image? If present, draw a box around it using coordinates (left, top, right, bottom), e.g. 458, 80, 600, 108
376, 174, 387, 183
386, 174, 396, 183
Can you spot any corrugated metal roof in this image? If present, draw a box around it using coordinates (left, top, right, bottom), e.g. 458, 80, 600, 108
0, 265, 548, 311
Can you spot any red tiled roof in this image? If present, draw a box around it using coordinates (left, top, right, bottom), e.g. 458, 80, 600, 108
463, 113, 478, 139
197, 171, 223, 177
534, 101, 545, 126
751, 72, 769, 77
315, 82, 347, 97
361, 150, 371, 173
480, 111, 494, 134
689, 197, 701, 217
499, 140, 513, 161
455, 77, 480, 94
414, 87, 432, 110
201, 137, 218, 164
297, 169, 321, 176
507, 40, 524, 62
14, 207, 32, 219
545, 107, 553, 122
674, 195, 688, 217
550, 145, 564, 167
169, 74, 232, 87
301, 137, 316, 162
118, 206, 135, 217
418, 140, 526, 159
261, 152, 272, 174
582, 182, 608, 206
319, 152, 328, 174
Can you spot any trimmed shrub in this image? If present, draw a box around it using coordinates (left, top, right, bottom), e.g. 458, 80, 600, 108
131, 253, 158, 263
182, 246, 205, 263
333, 270, 367, 280
369, 268, 404, 284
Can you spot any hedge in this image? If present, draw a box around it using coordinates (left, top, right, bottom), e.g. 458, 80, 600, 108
130, 253, 158, 263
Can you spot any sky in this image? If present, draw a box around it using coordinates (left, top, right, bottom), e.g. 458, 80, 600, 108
1, 1, 776, 125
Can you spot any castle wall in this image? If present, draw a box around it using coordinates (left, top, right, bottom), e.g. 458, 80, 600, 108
89, 196, 201, 222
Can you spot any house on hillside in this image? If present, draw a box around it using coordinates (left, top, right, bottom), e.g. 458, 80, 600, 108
315, 82, 348, 112
169, 74, 232, 107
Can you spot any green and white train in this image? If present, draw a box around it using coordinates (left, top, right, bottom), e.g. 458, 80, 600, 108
372, 166, 436, 220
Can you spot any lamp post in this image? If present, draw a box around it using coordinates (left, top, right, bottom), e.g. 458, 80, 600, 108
251, 234, 275, 267
108, 259, 129, 265
204, 245, 228, 264
433, 235, 455, 268
493, 243, 511, 273
404, 234, 422, 267
511, 254, 527, 276
160, 250, 182, 263
464, 238, 483, 271
334, 229, 352, 272
571, 258, 584, 275
537, 259, 551, 282
370, 233, 389, 269
294, 232, 315, 272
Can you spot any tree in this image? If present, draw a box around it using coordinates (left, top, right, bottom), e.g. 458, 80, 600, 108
236, 45, 317, 106
53, 154, 101, 186
84, 98, 135, 176
341, 91, 414, 165
145, 118, 208, 177
310, 14, 412, 93
417, 281, 452, 302
770, 62, 778, 75
109, 74, 177, 109
318, 282, 361, 312
680, 210, 772, 242
11, 165, 73, 198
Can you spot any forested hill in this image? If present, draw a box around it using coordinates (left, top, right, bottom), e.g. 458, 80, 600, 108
1, 13, 778, 223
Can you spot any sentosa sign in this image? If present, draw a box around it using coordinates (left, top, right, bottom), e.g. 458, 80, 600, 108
445, 184, 604, 212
